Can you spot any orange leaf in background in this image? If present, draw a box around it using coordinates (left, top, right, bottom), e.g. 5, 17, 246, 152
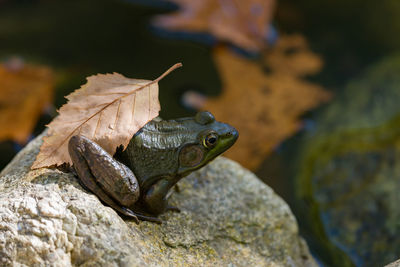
153, 0, 276, 51
263, 34, 323, 76
0, 62, 54, 144
32, 63, 182, 169
202, 36, 331, 170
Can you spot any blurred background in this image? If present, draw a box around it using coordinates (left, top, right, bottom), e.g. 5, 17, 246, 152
1, 0, 400, 266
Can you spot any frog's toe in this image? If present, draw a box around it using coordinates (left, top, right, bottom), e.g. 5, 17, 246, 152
136, 215, 162, 224
166, 205, 181, 213
173, 184, 181, 193
121, 207, 163, 224
119, 207, 140, 224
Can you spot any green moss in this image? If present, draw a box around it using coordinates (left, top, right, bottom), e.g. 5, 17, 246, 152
292, 54, 400, 266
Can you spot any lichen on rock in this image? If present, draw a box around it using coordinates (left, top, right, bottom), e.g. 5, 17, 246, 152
0, 132, 316, 266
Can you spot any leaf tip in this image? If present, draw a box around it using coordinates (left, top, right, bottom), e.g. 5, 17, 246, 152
30, 159, 41, 170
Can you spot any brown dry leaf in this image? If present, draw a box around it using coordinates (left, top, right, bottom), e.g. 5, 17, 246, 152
263, 34, 323, 76
0, 62, 54, 144
153, 0, 276, 51
202, 37, 331, 170
32, 64, 182, 169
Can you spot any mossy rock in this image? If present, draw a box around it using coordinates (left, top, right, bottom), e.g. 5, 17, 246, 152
293, 54, 400, 266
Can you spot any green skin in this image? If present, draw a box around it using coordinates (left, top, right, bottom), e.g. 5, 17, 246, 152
68, 111, 238, 223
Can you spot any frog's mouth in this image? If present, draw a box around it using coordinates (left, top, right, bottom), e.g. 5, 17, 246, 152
177, 125, 238, 179
203, 125, 239, 163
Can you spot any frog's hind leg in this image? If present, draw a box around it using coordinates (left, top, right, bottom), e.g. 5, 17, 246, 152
68, 135, 161, 224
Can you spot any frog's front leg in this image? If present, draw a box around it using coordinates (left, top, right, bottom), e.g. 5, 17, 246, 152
68, 135, 161, 223
144, 179, 181, 215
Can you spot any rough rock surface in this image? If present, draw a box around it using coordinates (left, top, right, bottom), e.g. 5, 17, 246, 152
0, 133, 316, 267
387, 260, 400, 267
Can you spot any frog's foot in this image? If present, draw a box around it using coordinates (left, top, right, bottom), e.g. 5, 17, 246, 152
173, 184, 181, 193
121, 207, 162, 224
166, 205, 181, 213
69, 135, 143, 224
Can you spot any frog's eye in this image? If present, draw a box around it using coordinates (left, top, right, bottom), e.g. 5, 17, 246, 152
203, 132, 218, 148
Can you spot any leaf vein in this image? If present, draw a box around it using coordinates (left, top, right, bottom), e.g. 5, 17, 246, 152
93, 110, 103, 139
112, 99, 122, 134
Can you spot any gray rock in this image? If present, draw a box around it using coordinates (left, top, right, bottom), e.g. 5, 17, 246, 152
387, 259, 400, 267
0, 132, 316, 267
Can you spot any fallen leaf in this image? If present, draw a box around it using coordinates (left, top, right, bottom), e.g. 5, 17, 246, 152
0, 61, 54, 144
32, 63, 182, 169
202, 37, 331, 170
263, 34, 323, 76
153, 0, 276, 51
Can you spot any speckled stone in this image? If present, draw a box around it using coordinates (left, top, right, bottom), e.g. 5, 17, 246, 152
0, 132, 316, 266
387, 259, 400, 267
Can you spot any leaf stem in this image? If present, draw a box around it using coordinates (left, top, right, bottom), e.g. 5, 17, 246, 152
155, 63, 183, 83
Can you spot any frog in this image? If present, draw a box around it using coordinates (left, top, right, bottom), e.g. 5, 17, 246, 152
68, 111, 238, 223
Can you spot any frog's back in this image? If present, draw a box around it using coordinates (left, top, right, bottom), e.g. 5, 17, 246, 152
115, 118, 201, 187
133, 118, 207, 150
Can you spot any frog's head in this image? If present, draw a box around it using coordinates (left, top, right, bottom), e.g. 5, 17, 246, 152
126, 111, 238, 189
177, 111, 238, 177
